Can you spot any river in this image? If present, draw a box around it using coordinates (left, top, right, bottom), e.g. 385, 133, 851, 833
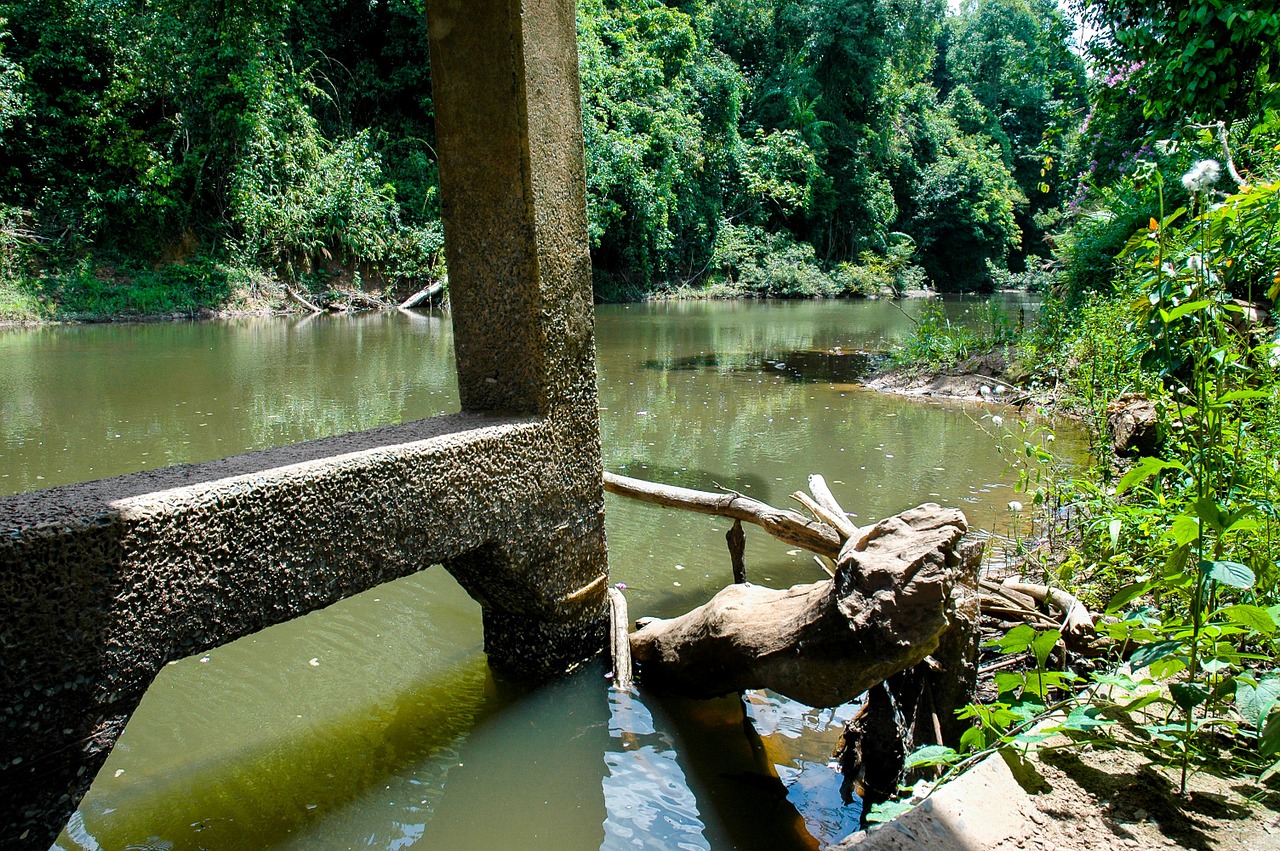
0, 297, 1068, 850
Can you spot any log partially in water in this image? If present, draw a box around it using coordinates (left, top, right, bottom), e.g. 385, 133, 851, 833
398, 279, 445, 310
628, 503, 976, 708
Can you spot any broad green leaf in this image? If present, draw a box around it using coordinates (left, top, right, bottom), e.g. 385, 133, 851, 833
1107, 580, 1152, 613
1129, 640, 1183, 670
904, 744, 959, 769
1171, 682, 1210, 711
1031, 629, 1061, 669
1062, 705, 1111, 731
866, 799, 915, 824
1201, 560, 1255, 589
1224, 515, 1259, 534
1262, 708, 1280, 757
1216, 389, 1270, 404
1117, 457, 1185, 495
1159, 299, 1211, 323
1219, 604, 1276, 636
1192, 497, 1226, 532
1151, 655, 1189, 678
1172, 514, 1198, 547
988, 623, 1036, 653
1108, 518, 1122, 553
994, 671, 1026, 697
1237, 676, 1280, 730
959, 726, 986, 753
1200, 657, 1234, 675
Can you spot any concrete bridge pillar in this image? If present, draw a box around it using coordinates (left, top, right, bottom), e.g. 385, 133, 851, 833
0, 1, 608, 847
426, 0, 609, 675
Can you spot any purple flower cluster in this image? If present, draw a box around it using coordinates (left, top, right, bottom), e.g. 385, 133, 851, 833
1103, 61, 1143, 89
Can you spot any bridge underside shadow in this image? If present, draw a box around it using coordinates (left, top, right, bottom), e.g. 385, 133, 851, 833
0, 0, 609, 846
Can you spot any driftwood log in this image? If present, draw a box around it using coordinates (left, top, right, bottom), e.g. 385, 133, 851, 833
628, 503, 978, 708
398, 279, 445, 310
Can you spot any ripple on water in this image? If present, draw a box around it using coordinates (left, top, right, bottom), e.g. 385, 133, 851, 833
603, 690, 711, 851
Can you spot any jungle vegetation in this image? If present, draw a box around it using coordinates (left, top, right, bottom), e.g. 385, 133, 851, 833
0, 0, 1085, 317
890, 0, 1280, 800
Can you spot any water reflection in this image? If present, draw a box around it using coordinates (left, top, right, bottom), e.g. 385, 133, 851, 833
0, 312, 458, 495
743, 692, 863, 849
603, 690, 710, 850
4, 297, 1078, 850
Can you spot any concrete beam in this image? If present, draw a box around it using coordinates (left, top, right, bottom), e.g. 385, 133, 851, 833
0, 0, 607, 846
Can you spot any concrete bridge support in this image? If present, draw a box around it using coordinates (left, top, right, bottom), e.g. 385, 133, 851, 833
0, 0, 607, 847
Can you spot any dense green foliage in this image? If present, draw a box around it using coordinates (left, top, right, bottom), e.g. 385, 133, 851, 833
0, 0, 1086, 317
891, 0, 1280, 800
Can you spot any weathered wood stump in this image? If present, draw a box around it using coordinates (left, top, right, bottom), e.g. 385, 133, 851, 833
629, 503, 977, 708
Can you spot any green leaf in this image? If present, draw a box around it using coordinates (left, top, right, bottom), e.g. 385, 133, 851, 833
1192, 497, 1226, 532
1031, 629, 1061, 669
1130, 640, 1183, 670
1159, 299, 1211, 323
904, 744, 960, 769
1117, 457, 1186, 495
1151, 656, 1188, 679
1165, 516, 1200, 547
1224, 513, 1259, 534
1107, 580, 1152, 613
1263, 708, 1280, 757
1239, 676, 1280, 730
959, 726, 986, 753
1219, 604, 1276, 636
989, 623, 1036, 653
1201, 560, 1255, 589
1171, 682, 1211, 711
1062, 704, 1112, 732
867, 799, 915, 824
1108, 518, 1122, 553
1260, 757, 1280, 784
1215, 389, 1270, 405
994, 671, 1026, 697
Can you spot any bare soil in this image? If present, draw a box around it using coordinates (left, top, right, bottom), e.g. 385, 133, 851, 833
1004, 745, 1279, 851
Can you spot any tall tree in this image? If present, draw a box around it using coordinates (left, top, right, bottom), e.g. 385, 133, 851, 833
944, 0, 1087, 262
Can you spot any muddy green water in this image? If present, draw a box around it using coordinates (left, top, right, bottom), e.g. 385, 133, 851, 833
1, 298, 1067, 850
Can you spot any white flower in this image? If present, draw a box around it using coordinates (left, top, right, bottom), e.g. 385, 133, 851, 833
1181, 159, 1221, 193
991, 415, 1004, 429
1008, 501, 1024, 512
1186, 253, 1205, 273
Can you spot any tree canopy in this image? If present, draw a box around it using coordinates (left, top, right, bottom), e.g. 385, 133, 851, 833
0, 0, 1090, 312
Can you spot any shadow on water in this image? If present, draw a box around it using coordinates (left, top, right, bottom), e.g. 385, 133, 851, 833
642, 349, 886, 385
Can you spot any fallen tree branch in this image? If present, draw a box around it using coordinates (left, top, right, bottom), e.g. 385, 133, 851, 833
287, 288, 323, 314
629, 504, 976, 707
398, 280, 445, 310
603, 471, 841, 558
1000, 581, 1094, 638
805, 474, 860, 540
